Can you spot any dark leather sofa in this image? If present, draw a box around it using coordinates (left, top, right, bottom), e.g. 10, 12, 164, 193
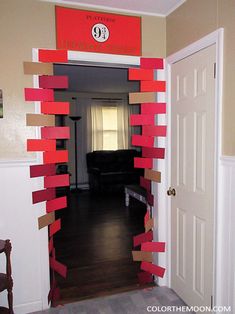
86, 149, 142, 193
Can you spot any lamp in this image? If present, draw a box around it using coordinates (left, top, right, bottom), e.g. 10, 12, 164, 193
69, 114, 82, 191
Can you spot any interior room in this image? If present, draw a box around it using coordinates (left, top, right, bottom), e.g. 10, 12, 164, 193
1, 0, 235, 314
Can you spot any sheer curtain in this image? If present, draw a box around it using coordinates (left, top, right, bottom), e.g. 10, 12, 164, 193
89, 97, 129, 151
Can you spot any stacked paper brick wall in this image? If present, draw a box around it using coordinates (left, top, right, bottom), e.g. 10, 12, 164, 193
24, 49, 70, 305
129, 58, 166, 284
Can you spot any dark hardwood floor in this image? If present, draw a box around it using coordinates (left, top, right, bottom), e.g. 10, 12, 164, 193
54, 189, 153, 304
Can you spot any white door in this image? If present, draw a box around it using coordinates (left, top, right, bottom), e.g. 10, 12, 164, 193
170, 45, 216, 307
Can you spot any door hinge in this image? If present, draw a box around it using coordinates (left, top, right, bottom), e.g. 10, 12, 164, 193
214, 63, 216, 79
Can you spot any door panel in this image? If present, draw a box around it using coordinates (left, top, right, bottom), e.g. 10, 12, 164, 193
171, 45, 216, 307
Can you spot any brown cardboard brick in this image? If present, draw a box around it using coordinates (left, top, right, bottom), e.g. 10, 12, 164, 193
144, 169, 161, 183
23, 62, 53, 75
132, 250, 153, 263
129, 92, 156, 104
26, 114, 55, 126
145, 218, 154, 232
38, 212, 55, 230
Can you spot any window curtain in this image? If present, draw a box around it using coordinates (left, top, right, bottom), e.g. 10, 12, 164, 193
91, 102, 103, 151
90, 98, 129, 151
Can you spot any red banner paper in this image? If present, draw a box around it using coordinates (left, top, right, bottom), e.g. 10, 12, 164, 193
56, 6, 141, 56
24, 88, 54, 101
130, 114, 154, 126
133, 231, 153, 247
128, 69, 153, 81
50, 219, 61, 237
138, 271, 153, 284
140, 58, 164, 69
141, 242, 166, 253
39, 75, 69, 89
142, 147, 165, 159
142, 125, 167, 137
32, 188, 56, 204
46, 196, 67, 212
43, 150, 68, 164
132, 135, 154, 148
50, 257, 67, 278
134, 157, 153, 169
140, 261, 165, 278
140, 81, 166, 92
41, 127, 70, 139
140, 176, 151, 191
27, 139, 56, 152
41, 102, 70, 115
44, 174, 70, 188
38, 49, 68, 63
141, 103, 166, 114
30, 164, 56, 178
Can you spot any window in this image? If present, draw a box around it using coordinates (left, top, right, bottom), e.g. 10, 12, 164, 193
102, 106, 118, 150
90, 99, 129, 151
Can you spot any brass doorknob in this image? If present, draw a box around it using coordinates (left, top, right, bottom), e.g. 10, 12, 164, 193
167, 187, 176, 196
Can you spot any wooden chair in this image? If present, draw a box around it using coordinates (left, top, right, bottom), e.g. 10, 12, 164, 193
0, 240, 13, 314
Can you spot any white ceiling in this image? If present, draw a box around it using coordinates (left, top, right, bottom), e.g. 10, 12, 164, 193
44, 0, 186, 16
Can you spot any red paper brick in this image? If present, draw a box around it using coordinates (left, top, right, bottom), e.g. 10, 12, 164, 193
38, 49, 68, 63
27, 139, 56, 152
141, 103, 166, 114
49, 219, 61, 237
39, 75, 68, 89
133, 231, 153, 247
43, 150, 68, 164
144, 210, 150, 226
146, 191, 154, 206
140, 58, 164, 69
132, 135, 154, 148
32, 188, 56, 204
142, 125, 167, 137
141, 261, 165, 278
44, 174, 70, 188
128, 68, 154, 81
41, 127, 70, 139
30, 164, 56, 178
46, 196, 67, 213
24, 88, 54, 101
141, 242, 166, 253
130, 114, 154, 126
134, 157, 153, 169
142, 147, 165, 159
138, 271, 153, 284
41, 102, 70, 115
50, 257, 67, 278
49, 237, 53, 254
140, 80, 166, 92
140, 176, 151, 191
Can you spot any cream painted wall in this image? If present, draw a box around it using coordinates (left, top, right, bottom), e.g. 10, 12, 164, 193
0, 0, 55, 160
166, 0, 235, 156
0, 0, 165, 161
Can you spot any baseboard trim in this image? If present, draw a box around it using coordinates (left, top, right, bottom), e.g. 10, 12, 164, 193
14, 300, 47, 314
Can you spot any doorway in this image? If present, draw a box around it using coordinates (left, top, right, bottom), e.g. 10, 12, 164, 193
52, 62, 152, 303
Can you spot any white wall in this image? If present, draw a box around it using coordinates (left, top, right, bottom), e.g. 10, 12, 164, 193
0, 161, 49, 313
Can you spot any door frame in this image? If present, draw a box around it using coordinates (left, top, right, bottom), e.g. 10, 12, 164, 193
32, 49, 141, 309
165, 28, 224, 306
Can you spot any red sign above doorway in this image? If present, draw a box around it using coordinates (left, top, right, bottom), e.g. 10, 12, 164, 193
55, 6, 141, 56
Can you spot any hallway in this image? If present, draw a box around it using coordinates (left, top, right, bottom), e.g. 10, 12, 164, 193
54, 190, 152, 303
